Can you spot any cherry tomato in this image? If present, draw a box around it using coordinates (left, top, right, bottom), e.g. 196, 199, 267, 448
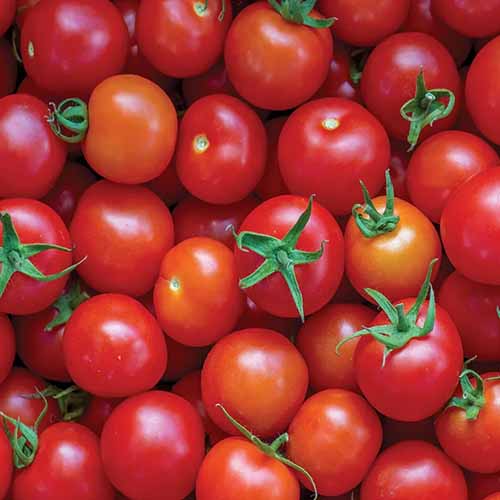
287, 389, 382, 497
78, 396, 122, 436
485, 494, 500, 500
0, 430, 12, 500
17, 76, 62, 104
101, 391, 205, 500
145, 159, 187, 207
388, 140, 410, 201
0, 37, 17, 98
0, 0, 15, 35
468, 472, 500, 500
0, 314, 15, 385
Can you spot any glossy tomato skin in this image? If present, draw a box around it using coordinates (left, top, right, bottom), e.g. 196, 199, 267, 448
361, 32, 461, 143
468, 472, 500, 500
12, 422, 114, 500
287, 389, 382, 497
234, 196, 344, 318
279, 97, 390, 216
407, 131, 498, 223
0, 314, 15, 386
83, 74, 178, 184
0, 37, 17, 98
154, 237, 244, 346
202, 328, 308, 439
466, 37, 500, 145
101, 391, 205, 500
196, 437, 300, 500
63, 294, 167, 397
0, 0, 15, 35
78, 396, 122, 436
224, 2, 332, 110
355, 299, 463, 421
0, 430, 12, 500
360, 441, 468, 500
296, 303, 376, 393
441, 168, 500, 285
21, 0, 128, 97
176, 94, 266, 204
0, 95, 67, 199
71, 181, 174, 296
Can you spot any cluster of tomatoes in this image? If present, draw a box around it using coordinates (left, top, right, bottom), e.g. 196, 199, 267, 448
1, 0, 500, 499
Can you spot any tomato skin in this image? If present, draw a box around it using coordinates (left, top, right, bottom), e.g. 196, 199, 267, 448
361, 32, 461, 143
485, 494, 500, 500
388, 140, 410, 201
0, 314, 15, 386
360, 441, 468, 500
0, 430, 12, 500
234, 195, 344, 318
279, 98, 390, 216
21, 0, 128, 97
71, 181, 174, 296
202, 328, 308, 439
224, 2, 332, 110
0, 0, 14, 35
163, 335, 208, 382
355, 299, 463, 421
287, 389, 382, 497
78, 396, 122, 436
12, 422, 114, 500
382, 416, 437, 448
145, 161, 187, 207
0, 37, 17, 98
196, 437, 300, 500
177, 94, 267, 205
101, 391, 205, 500
296, 303, 376, 393
468, 472, 500, 500
441, 168, 500, 286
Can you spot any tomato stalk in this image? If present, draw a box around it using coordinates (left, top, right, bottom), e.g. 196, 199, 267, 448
47, 98, 88, 143
267, 0, 335, 28
216, 404, 318, 499
400, 69, 455, 151
195, 0, 226, 21
45, 280, 89, 332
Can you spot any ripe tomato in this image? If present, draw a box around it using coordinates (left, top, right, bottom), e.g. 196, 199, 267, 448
163, 335, 208, 382
101, 391, 205, 500
382, 416, 437, 448
0, 37, 17, 98
0, 314, 14, 385
441, 168, 500, 285
70, 181, 174, 296
17, 76, 62, 104
202, 328, 308, 439
20, 0, 128, 97
388, 140, 410, 201
145, 161, 187, 207
360, 441, 467, 500
287, 389, 382, 497
78, 396, 122, 436
0, 430, 12, 500
176, 94, 266, 204
466, 36, 500, 145
485, 494, 500, 500
63, 294, 167, 397
468, 472, 500, 500
224, 2, 333, 110
0, 0, 14, 35
278, 97, 390, 216
154, 237, 244, 346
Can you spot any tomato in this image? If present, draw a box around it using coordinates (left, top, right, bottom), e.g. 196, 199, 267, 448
154, 237, 244, 346
360, 441, 468, 500
172, 195, 259, 248
15, 0, 40, 28
287, 389, 382, 497
318, 0, 410, 47
361, 32, 461, 148
485, 494, 500, 500
80, 74, 177, 184
296, 303, 376, 393
388, 140, 410, 202
468, 472, 500, 500
145, 160, 187, 207
0, 0, 14, 35
101, 391, 205, 500
441, 168, 500, 285
0, 314, 14, 385
12, 422, 114, 500
78, 396, 122, 436
70, 180, 174, 296
176, 94, 266, 204
224, 2, 333, 110
17, 76, 62, 104
279, 97, 390, 216
63, 293, 167, 397
0, 430, 12, 500
382, 416, 437, 448
466, 36, 500, 146
407, 131, 498, 223
234, 195, 344, 319
0, 37, 17, 98
0, 95, 67, 199
202, 328, 308, 438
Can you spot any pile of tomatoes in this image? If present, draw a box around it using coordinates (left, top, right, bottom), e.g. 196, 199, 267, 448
1, 0, 500, 498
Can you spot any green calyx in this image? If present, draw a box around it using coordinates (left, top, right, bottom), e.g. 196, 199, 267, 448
352, 169, 400, 238
400, 69, 455, 151
267, 0, 335, 28
194, 0, 226, 21
336, 259, 438, 366
0, 213, 85, 299
233, 196, 327, 322
349, 48, 370, 86
216, 404, 318, 499
45, 281, 89, 332
497, 305, 500, 319
47, 98, 89, 144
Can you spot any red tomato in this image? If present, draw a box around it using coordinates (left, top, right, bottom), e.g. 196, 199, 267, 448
441, 168, 500, 285
382, 416, 437, 448
296, 303, 376, 393
202, 328, 308, 439
388, 140, 410, 201
17, 76, 62, 104
0, 314, 14, 385
360, 441, 468, 500
145, 160, 187, 207
176, 94, 266, 204
279, 97, 390, 216
154, 237, 244, 346
12, 422, 114, 500
287, 389, 382, 497
224, 2, 333, 110
15, 0, 40, 28
101, 391, 205, 500
407, 131, 498, 222
0, 0, 15, 35
485, 494, 500, 500
0, 430, 12, 500
70, 181, 174, 297
63, 294, 167, 397
78, 396, 122, 436
468, 472, 500, 500
0, 37, 17, 98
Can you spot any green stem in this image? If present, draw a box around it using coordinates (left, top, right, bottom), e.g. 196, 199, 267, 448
45, 280, 89, 331
47, 98, 89, 144
267, 0, 335, 28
